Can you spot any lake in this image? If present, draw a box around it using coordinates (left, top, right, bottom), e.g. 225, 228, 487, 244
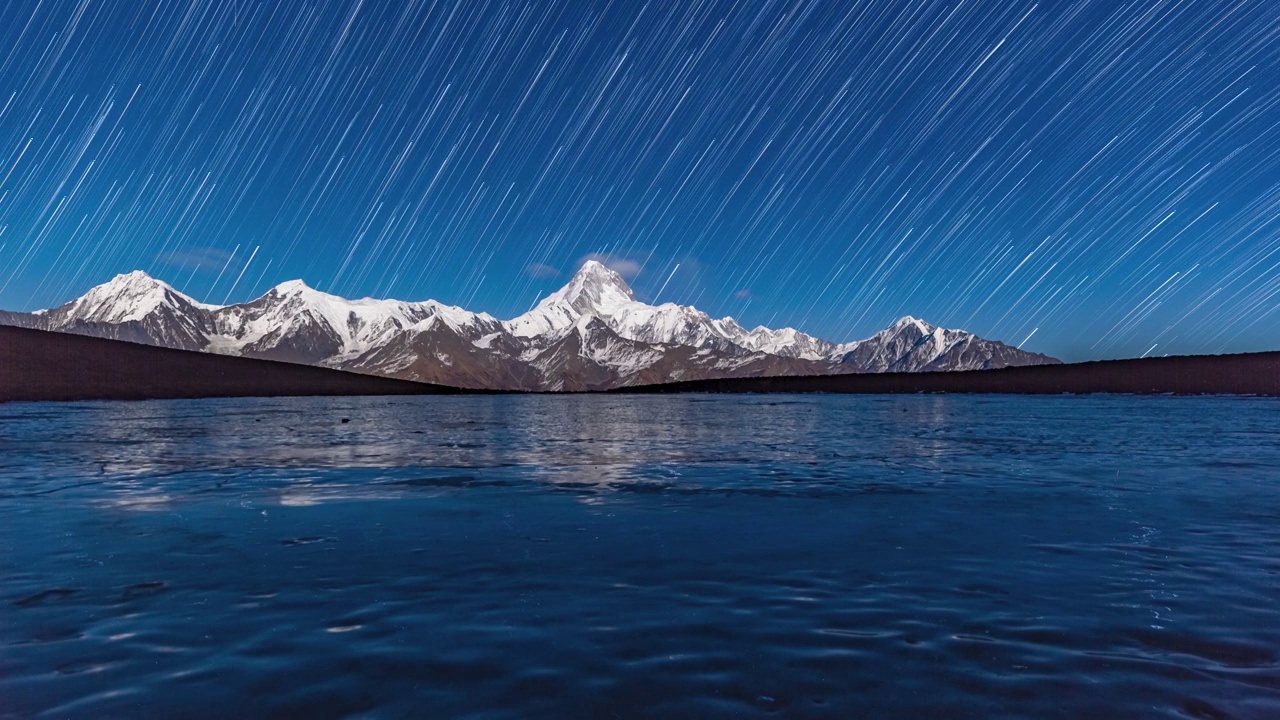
2, 395, 1278, 718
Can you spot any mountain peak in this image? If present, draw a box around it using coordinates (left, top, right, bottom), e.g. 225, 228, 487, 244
889, 315, 934, 334
573, 259, 632, 288
117, 269, 158, 282
503, 260, 636, 338
578, 259, 609, 272
271, 279, 315, 295
62, 270, 209, 323
551, 260, 635, 312
94, 270, 187, 299
97, 270, 170, 294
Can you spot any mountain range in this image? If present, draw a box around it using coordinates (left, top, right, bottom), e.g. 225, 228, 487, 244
0, 261, 1059, 390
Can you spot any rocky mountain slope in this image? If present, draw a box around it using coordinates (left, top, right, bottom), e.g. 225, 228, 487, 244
2, 261, 1059, 390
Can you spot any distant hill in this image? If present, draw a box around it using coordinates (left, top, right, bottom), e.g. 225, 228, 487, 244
615, 352, 1280, 396
0, 325, 467, 403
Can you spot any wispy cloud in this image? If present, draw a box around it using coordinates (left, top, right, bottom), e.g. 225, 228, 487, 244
579, 253, 641, 279
524, 262, 560, 279
157, 246, 235, 270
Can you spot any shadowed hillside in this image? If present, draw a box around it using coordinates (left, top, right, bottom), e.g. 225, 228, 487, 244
615, 352, 1280, 396
0, 326, 470, 403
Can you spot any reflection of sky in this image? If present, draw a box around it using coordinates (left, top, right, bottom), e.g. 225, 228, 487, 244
6, 395, 1250, 510
94, 493, 176, 512
13, 398, 844, 471
6, 396, 839, 478
277, 487, 406, 507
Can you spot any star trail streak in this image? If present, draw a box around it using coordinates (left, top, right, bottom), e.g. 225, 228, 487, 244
0, 0, 1278, 360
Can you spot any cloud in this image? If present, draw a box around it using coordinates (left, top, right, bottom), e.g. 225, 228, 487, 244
157, 246, 235, 269
524, 262, 560, 279
578, 253, 641, 279
735, 289, 752, 300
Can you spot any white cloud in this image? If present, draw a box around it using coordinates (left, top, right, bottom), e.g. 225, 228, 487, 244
578, 253, 641, 279
524, 262, 560, 279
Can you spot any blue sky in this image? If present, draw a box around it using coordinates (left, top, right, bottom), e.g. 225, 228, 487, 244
1, 0, 1277, 361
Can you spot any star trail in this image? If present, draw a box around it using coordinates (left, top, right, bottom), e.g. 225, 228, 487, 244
1, 0, 1278, 360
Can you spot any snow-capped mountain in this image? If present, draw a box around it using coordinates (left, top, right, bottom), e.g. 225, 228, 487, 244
507, 261, 743, 351
209, 279, 501, 365
828, 315, 1047, 374
32, 270, 216, 351
2, 261, 1059, 390
732, 324, 837, 361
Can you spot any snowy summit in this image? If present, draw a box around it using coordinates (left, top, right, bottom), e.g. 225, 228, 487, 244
2, 265, 1059, 390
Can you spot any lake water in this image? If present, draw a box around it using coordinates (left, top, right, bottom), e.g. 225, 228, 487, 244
1, 395, 1278, 718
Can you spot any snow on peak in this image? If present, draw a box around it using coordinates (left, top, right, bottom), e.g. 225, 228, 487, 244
64, 270, 214, 323
734, 324, 835, 360
552, 260, 636, 312
890, 315, 933, 333
199, 277, 500, 362
264, 279, 406, 315
505, 260, 637, 338
506, 262, 828, 354
712, 316, 749, 342
118, 269, 156, 282
101, 270, 178, 296
271, 279, 315, 295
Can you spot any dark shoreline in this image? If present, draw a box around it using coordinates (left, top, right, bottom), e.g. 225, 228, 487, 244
0, 325, 471, 402
616, 351, 1280, 396
4, 324, 1278, 402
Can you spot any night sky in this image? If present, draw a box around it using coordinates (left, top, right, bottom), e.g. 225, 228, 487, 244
1, 1, 1277, 361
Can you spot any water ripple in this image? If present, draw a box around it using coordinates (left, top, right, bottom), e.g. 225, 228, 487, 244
1, 395, 1278, 718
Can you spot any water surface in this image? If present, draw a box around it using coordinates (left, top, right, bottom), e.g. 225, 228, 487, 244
2, 395, 1278, 718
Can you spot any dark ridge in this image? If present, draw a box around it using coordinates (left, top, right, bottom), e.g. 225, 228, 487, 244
0, 325, 477, 403
614, 352, 1280, 396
